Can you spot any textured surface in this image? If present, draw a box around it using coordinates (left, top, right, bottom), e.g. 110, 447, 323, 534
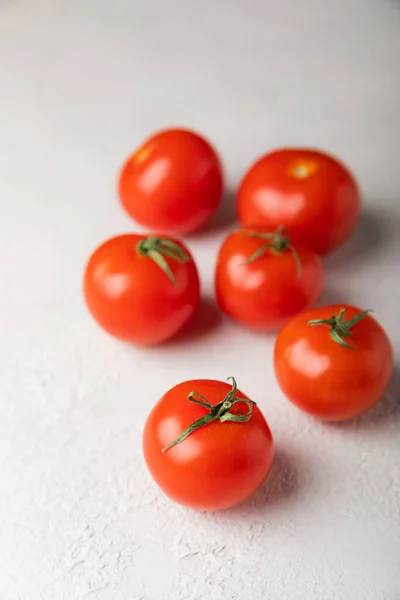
1, 1, 400, 598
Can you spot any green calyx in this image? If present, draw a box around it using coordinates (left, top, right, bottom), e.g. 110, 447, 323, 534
162, 377, 256, 452
308, 307, 372, 350
243, 225, 302, 278
136, 236, 191, 285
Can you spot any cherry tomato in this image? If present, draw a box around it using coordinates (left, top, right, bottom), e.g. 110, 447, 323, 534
143, 377, 274, 510
215, 226, 324, 332
274, 305, 393, 420
237, 148, 361, 255
83, 234, 200, 345
118, 128, 224, 235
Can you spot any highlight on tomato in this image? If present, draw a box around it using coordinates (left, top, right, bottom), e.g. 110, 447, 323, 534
83, 233, 200, 345
215, 225, 324, 332
274, 305, 393, 421
143, 377, 274, 511
118, 128, 224, 235
237, 148, 361, 255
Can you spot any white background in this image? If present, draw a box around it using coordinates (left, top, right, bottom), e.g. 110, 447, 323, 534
1, 1, 400, 599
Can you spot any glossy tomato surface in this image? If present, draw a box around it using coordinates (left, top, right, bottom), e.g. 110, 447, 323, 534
237, 148, 361, 254
274, 305, 393, 420
143, 379, 274, 511
83, 234, 200, 345
215, 228, 324, 331
118, 128, 224, 235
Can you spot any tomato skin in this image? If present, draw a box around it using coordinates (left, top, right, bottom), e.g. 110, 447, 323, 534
118, 128, 224, 235
237, 148, 361, 255
215, 228, 324, 332
143, 379, 274, 511
274, 305, 393, 421
83, 234, 200, 345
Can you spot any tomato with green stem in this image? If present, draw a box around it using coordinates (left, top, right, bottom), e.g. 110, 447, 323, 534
237, 148, 361, 255
118, 128, 224, 235
83, 234, 200, 345
274, 305, 393, 420
143, 377, 274, 511
215, 225, 324, 332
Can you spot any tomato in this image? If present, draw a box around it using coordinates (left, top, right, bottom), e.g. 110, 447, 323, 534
118, 128, 224, 235
215, 226, 324, 332
143, 377, 274, 510
83, 234, 200, 345
274, 305, 393, 421
237, 148, 361, 255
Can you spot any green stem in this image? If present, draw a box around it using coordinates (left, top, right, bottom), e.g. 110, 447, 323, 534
162, 377, 256, 452
243, 225, 301, 279
308, 308, 372, 350
137, 236, 191, 285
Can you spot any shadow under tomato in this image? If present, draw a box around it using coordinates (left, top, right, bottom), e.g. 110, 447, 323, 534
189, 189, 238, 238
165, 297, 222, 347
323, 207, 395, 271
225, 447, 302, 515
326, 364, 400, 431
315, 285, 356, 309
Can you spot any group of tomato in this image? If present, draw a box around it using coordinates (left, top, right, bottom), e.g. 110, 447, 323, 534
83, 128, 394, 511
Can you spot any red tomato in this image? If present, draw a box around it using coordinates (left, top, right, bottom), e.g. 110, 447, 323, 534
237, 148, 361, 255
83, 234, 200, 345
143, 377, 274, 510
274, 305, 393, 420
215, 226, 324, 331
118, 128, 224, 235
